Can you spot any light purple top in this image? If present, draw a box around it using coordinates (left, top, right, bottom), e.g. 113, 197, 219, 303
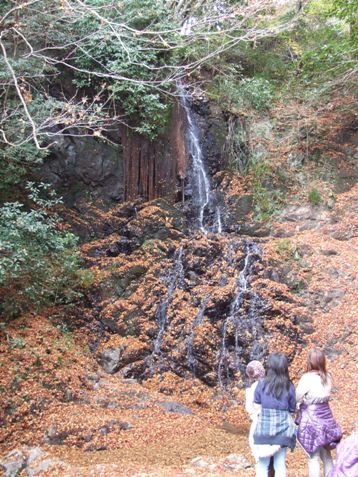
329, 434, 358, 477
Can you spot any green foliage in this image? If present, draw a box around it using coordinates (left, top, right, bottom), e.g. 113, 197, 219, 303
71, 0, 178, 139
0, 184, 80, 317
9, 337, 26, 349
330, 0, 358, 45
0, 95, 67, 201
308, 187, 321, 205
209, 76, 274, 112
77, 270, 96, 289
240, 78, 274, 110
276, 239, 301, 261
250, 160, 286, 221
282, 2, 358, 92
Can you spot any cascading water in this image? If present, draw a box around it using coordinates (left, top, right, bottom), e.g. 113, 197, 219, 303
217, 241, 264, 387
177, 82, 222, 233
186, 295, 210, 375
140, 87, 269, 388
177, 89, 267, 386
147, 247, 185, 375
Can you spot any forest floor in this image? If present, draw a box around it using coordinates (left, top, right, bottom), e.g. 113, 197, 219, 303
1, 184, 357, 476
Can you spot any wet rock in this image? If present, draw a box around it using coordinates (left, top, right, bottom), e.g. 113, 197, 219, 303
157, 401, 193, 415
320, 248, 339, 256
95, 397, 120, 409
271, 227, 295, 238
219, 275, 229, 286
281, 205, 330, 224
105, 239, 135, 257
236, 223, 270, 237
119, 421, 133, 430
120, 199, 185, 244
326, 267, 341, 279
84, 432, 93, 442
105, 244, 121, 257
319, 289, 345, 308
44, 424, 70, 445
297, 244, 314, 256
99, 425, 110, 436
38, 132, 123, 207
187, 271, 199, 284
191, 101, 227, 174
101, 264, 148, 301
64, 388, 75, 402
0, 449, 26, 477
190, 457, 210, 468
227, 195, 253, 225
330, 226, 356, 241
99, 347, 123, 374
263, 267, 281, 283
99, 317, 121, 334
99, 339, 150, 375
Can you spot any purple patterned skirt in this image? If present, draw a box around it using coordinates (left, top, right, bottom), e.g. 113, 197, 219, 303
296, 402, 342, 454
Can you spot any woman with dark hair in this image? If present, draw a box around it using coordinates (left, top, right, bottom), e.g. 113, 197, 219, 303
296, 348, 342, 477
253, 353, 296, 477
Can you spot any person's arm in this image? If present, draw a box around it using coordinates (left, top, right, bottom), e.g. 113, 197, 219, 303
288, 382, 296, 413
295, 373, 309, 403
245, 386, 254, 415
253, 379, 262, 404
246, 382, 261, 418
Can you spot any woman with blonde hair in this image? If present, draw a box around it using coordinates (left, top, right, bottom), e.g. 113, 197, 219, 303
296, 348, 342, 477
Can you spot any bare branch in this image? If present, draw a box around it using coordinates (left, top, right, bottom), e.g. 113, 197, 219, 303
0, 32, 46, 149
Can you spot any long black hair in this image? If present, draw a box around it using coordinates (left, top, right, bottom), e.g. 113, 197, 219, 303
263, 353, 292, 399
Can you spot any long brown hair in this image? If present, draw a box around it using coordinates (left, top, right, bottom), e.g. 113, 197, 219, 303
307, 348, 328, 385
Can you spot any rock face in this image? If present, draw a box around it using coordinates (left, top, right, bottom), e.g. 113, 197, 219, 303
99, 347, 123, 374
0, 449, 27, 477
87, 201, 305, 388
39, 132, 123, 206
121, 99, 188, 202
37, 93, 230, 215
190, 101, 227, 176
0, 447, 65, 477
157, 401, 193, 415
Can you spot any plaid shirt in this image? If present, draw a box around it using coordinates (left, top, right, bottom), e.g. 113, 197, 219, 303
254, 407, 296, 450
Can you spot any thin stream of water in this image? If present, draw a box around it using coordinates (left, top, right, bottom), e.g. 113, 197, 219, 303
147, 247, 184, 375
217, 242, 263, 387
177, 82, 222, 234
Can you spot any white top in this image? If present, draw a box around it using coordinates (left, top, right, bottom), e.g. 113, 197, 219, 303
296, 371, 332, 405
245, 381, 261, 420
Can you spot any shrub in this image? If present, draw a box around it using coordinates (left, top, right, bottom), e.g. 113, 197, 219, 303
308, 187, 321, 205
0, 184, 80, 317
239, 78, 274, 111
209, 76, 274, 112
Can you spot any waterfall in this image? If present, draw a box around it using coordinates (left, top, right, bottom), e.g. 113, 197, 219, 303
140, 85, 267, 388
186, 295, 210, 375
147, 247, 184, 375
177, 82, 222, 234
217, 242, 263, 387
